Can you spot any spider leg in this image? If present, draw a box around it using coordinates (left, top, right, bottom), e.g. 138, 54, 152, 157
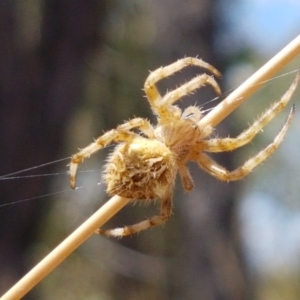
178, 165, 194, 191
192, 106, 294, 181
144, 57, 221, 115
161, 74, 221, 108
197, 72, 300, 152
69, 118, 155, 188
96, 195, 173, 237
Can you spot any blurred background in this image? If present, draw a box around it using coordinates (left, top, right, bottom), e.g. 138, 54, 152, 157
0, 0, 299, 299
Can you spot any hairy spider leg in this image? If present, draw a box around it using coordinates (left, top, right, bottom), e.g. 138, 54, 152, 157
192, 106, 295, 181
197, 72, 300, 152
144, 57, 221, 116
96, 194, 173, 237
70, 118, 155, 188
150, 74, 221, 121
162, 74, 221, 107
178, 164, 194, 191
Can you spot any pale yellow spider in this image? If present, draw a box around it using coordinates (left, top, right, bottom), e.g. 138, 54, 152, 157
69, 57, 299, 237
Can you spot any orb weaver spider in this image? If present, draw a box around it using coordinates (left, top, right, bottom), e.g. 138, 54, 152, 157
69, 57, 299, 237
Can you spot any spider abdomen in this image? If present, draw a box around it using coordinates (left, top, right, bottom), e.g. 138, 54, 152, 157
103, 137, 177, 200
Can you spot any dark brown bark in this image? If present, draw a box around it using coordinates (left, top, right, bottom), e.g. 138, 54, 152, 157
0, 1, 104, 297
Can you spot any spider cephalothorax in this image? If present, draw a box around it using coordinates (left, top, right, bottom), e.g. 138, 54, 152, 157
70, 57, 299, 237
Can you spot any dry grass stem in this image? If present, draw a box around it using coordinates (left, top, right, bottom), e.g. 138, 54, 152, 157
199, 34, 300, 128
1, 34, 300, 300
0, 195, 130, 300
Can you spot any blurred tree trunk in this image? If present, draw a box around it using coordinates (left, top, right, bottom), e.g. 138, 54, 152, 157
0, 0, 104, 297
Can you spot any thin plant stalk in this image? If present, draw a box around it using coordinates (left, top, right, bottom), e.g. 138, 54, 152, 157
1, 34, 300, 300
0, 195, 130, 300
199, 34, 300, 128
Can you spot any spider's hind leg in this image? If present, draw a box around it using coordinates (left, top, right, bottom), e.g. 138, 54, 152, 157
194, 106, 295, 181
96, 196, 173, 237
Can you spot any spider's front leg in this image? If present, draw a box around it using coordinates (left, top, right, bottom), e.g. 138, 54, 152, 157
96, 195, 173, 237
196, 72, 300, 152
193, 106, 295, 181
69, 118, 154, 188
144, 57, 221, 117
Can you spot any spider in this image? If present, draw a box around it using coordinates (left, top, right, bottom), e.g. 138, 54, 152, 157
69, 57, 299, 237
